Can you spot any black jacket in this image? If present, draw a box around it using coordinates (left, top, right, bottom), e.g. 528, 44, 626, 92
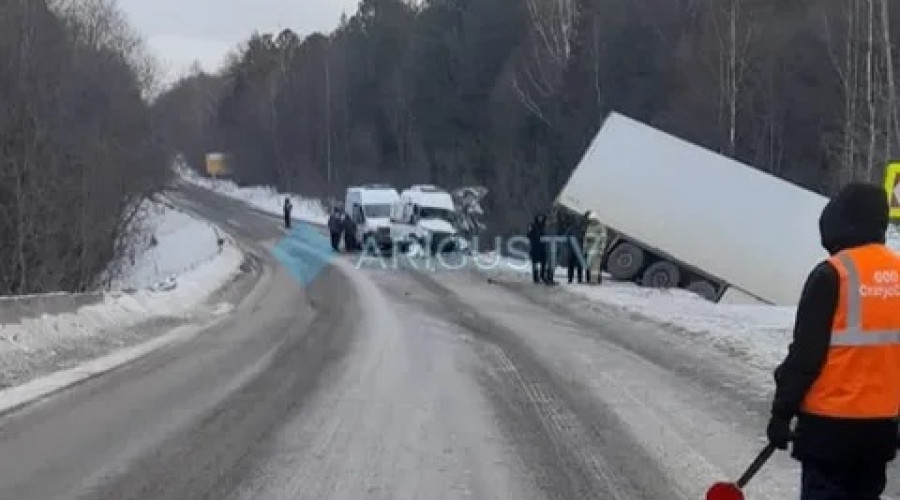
771, 182, 898, 464
342, 215, 356, 236
546, 214, 567, 264
567, 217, 588, 260
527, 216, 546, 260
327, 214, 342, 233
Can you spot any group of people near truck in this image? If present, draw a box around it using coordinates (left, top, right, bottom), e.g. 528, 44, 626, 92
326, 206, 359, 252
527, 209, 606, 286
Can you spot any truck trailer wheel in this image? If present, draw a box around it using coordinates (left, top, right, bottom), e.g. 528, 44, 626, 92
607, 242, 645, 280
686, 280, 718, 301
640, 261, 680, 288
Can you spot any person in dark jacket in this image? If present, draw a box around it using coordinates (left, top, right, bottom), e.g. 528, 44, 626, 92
283, 197, 293, 229
767, 182, 900, 500
527, 214, 547, 284
543, 210, 566, 285
327, 208, 343, 252
342, 212, 358, 252
566, 212, 588, 284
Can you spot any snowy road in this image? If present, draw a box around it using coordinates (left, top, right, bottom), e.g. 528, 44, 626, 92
0, 183, 896, 499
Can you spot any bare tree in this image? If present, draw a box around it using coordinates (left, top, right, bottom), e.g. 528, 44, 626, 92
51, 0, 162, 98
865, 0, 876, 179
822, 0, 861, 183
0, 0, 167, 294
822, 0, 899, 183
513, 0, 579, 126
880, 0, 898, 158
697, 0, 755, 155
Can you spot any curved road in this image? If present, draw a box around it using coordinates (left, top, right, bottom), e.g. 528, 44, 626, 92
1, 183, 895, 499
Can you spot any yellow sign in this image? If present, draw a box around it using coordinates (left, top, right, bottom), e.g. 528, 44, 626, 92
884, 162, 900, 219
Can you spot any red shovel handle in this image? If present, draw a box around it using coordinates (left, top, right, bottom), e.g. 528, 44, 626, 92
735, 443, 776, 488
706, 442, 781, 500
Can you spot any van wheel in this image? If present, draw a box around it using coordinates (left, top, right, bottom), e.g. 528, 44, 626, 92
640, 261, 681, 288
607, 242, 645, 280
687, 280, 718, 301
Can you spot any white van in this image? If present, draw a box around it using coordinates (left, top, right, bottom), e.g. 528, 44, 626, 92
345, 184, 400, 251
390, 185, 460, 254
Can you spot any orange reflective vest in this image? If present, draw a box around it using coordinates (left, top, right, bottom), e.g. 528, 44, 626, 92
801, 244, 900, 419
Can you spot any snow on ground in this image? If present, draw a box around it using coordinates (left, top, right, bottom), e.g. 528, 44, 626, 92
477, 226, 900, 372
563, 282, 795, 370
0, 199, 244, 387
481, 254, 794, 371
175, 163, 329, 225
110, 199, 229, 291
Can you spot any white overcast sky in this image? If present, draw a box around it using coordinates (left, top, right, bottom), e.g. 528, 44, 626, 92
118, 0, 359, 83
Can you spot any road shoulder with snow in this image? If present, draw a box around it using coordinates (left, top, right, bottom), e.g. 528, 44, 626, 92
0, 196, 251, 391
175, 164, 329, 225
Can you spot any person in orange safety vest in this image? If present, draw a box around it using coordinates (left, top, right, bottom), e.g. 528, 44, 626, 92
767, 182, 900, 500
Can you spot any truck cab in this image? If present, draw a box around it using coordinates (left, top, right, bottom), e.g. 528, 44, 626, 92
391, 185, 460, 255
344, 184, 400, 252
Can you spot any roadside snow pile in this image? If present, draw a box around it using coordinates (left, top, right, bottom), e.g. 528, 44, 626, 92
0, 200, 243, 387
476, 252, 793, 369
478, 226, 900, 371
111, 199, 228, 291
564, 283, 795, 369
176, 163, 328, 225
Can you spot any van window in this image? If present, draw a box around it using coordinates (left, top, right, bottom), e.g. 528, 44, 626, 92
418, 206, 454, 222
363, 204, 391, 218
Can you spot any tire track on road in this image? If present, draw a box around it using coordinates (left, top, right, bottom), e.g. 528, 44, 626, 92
372, 267, 683, 499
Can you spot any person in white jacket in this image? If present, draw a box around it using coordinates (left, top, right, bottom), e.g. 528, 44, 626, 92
582, 212, 607, 284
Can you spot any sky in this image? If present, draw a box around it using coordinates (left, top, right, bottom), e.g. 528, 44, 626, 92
118, 0, 359, 84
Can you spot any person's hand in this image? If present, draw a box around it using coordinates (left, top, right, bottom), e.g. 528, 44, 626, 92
766, 414, 793, 450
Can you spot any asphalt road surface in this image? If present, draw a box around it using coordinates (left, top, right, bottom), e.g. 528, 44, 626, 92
2, 182, 896, 500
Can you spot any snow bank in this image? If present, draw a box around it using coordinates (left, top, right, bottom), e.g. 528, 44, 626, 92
480, 228, 900, 371
564, 283, 795, 369
0, 200, 244, 387
110, 199, 229, 291
176, 163, 328, 225
485, 259, 794, 370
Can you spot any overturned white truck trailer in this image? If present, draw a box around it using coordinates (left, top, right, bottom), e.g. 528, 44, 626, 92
555, 112, 830, 306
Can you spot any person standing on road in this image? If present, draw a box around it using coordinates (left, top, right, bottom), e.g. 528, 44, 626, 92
766, 182, 900, 500
544, 210, 568, 285
566, 212, 588, 284
527, 214, 547, 284
342, 211, 358, 252
583, 211, 605, 284
547, 208, 571, 285
327, 207, 343, 252
283, 197, 293, 229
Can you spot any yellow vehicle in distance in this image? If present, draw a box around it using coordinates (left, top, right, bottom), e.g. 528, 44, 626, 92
205, 152, 230, 178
